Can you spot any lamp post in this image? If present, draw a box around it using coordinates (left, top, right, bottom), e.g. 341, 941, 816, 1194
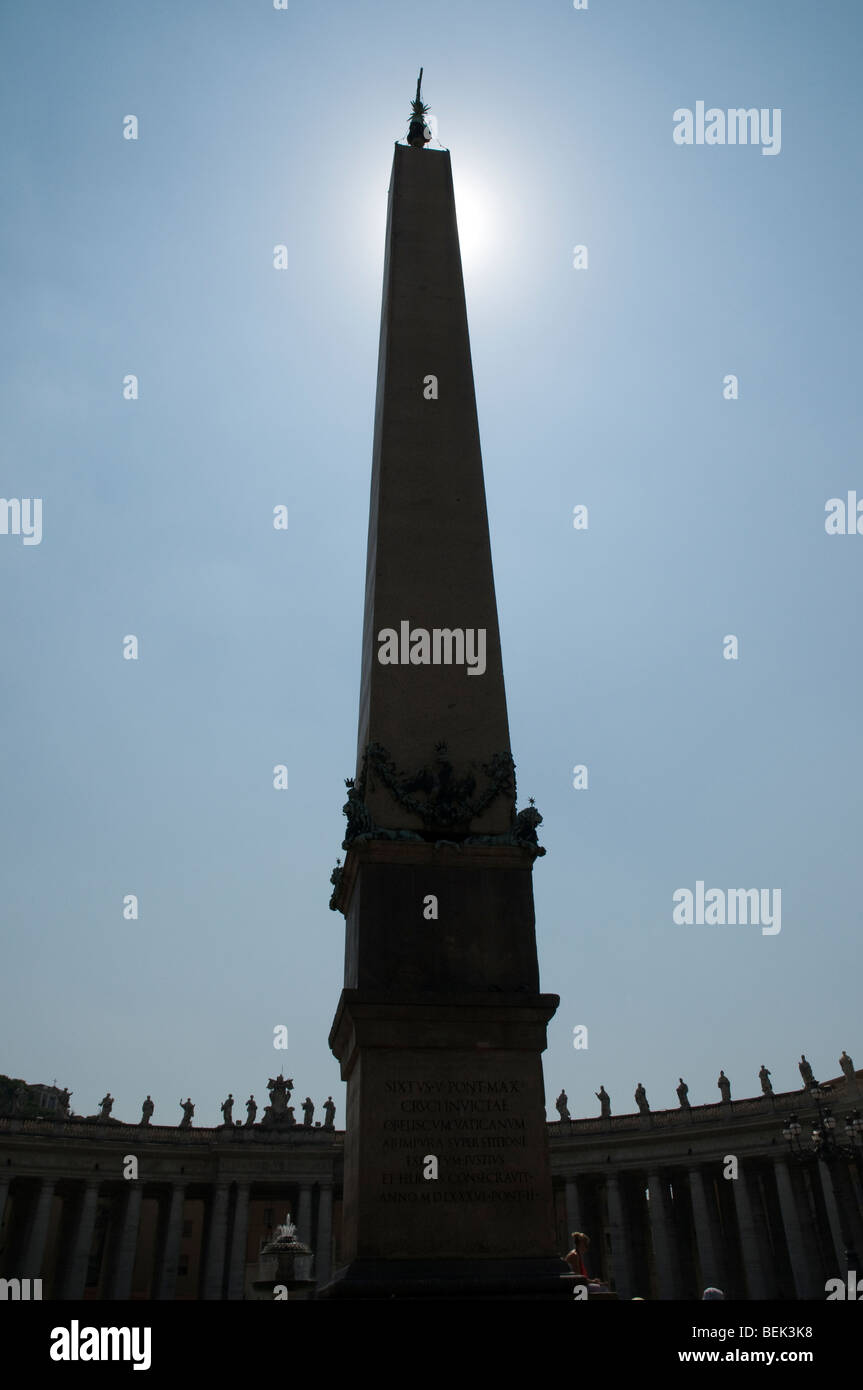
782, 1085, 863, 1274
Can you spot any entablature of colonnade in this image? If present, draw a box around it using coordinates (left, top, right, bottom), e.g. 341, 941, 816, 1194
0, 1116, 344, 1188
547, 1073, 862, 1174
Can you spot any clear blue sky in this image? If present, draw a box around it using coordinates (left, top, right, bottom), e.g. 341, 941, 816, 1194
2, 0, 861, 1127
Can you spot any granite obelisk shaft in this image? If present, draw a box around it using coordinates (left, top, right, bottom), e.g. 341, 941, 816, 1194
357, 143, 512, 837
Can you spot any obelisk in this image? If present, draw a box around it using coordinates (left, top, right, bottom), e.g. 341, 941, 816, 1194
326, 76, 566, 1298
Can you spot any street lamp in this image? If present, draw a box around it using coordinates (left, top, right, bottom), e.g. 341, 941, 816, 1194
782, 1086, 863, 1273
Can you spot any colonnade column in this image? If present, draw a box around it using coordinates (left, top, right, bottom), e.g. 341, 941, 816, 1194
0, 1176, 10, 1273
816, 1159, 860, 1272
21, 1179, 56, 1279
773, 1159, 818, 1299
688, 1167, 723, 1292
731, 1167, 770, 1299
564, 1178, 583, 1243
60, 1180, 101, 1299
202, 1183, 230, 1300
108, 1185, 143, 1299
154, 1182, 187, 1301
316, 1183, 333, 1287
226, 1184, 250, 1301
604, 1174, 633, 1299
646, 1171, 677, 1300
825, 1159, 863, 1265
296, 1184, 313, 1246
296, 1184, 314, 1282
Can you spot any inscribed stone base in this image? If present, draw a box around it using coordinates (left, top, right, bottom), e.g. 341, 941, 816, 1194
328, 990, 565, 1294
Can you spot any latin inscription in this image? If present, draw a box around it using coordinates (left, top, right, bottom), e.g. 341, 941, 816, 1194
378, 1078, 538, 1205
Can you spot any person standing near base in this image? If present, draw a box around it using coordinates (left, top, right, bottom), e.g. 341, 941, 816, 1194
565, 1231, 601, 1283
